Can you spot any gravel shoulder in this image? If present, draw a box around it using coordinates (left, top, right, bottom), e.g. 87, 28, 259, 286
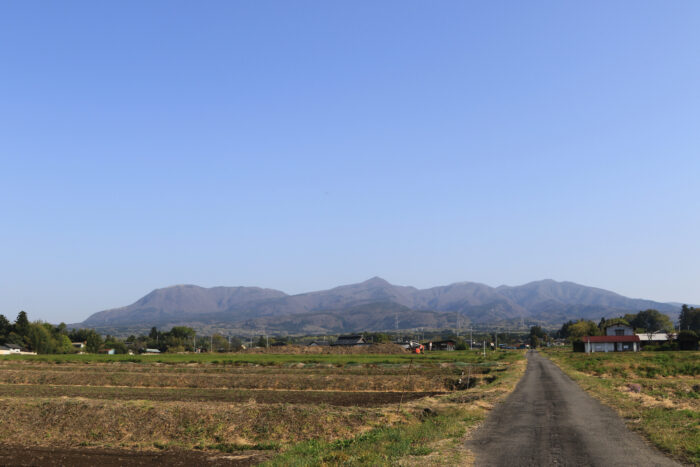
468, 351, 680, 467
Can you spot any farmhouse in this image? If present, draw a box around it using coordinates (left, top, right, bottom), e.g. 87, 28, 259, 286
0, 344, 22, 355
584, 323, 640, 353
332, 335, 366, 346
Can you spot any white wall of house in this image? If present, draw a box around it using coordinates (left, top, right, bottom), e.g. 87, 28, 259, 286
585, 342, 615, 353
605, 324, 634, 336
585, 341, 639, 353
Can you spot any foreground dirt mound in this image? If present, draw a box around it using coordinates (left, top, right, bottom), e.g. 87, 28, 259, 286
241, 343, 408, 355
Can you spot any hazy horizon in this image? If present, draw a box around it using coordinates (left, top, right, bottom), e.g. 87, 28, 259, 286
2, 2, 699, 323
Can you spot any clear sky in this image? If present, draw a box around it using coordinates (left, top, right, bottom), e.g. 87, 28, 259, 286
1, 1, 699, 324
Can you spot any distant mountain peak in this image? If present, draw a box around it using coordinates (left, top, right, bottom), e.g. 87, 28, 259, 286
79, 278, 680, 332
361, 276, 391, 286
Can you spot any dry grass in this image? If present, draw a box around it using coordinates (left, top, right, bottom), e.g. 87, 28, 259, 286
0, 396, 395, 450
0, 350, 527, 465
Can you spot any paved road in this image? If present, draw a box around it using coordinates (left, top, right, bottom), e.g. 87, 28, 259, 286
468, 351, 680, 467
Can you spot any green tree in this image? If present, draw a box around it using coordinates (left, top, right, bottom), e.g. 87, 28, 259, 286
679, 305, 700, 332
567, 320, 600, 339
556, 320, 575, 339
55, 334, 75, 354
0, 314, 10, 344
212, 334, 229, 352
677, 330, 698, 351
85, 330, 103, 353
26, 323, 60, 354
627, 309, 674, 333
14, 311, 30, 337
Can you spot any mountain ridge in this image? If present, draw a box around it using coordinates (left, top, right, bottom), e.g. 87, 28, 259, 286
78, 278, 681, 333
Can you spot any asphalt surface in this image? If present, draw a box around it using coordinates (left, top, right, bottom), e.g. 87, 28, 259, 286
469, 351, 680, 467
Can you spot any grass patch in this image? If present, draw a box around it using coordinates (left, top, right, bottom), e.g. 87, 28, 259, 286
262, 408, 473, 466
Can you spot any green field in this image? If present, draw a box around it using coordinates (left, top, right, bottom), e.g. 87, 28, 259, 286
0, 349, 514, 365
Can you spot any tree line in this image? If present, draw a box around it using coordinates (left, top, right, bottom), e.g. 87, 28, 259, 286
0, 311, 246, 354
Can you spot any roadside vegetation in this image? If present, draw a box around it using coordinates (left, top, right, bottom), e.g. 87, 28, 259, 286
544, 349, 700, 465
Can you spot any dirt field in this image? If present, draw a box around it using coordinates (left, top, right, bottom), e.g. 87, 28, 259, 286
0, 350, 521, 465
0, 445, 270, 467
0, 383, 443, 405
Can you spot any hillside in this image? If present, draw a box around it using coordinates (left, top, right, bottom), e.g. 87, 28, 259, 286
77, 278, 680, 333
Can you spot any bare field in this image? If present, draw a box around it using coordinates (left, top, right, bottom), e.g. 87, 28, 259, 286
0, 350, 525, 466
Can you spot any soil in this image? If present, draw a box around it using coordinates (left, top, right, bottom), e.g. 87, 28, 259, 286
467, 351, 679, 466
0, 384, 442, 406
0, 446, 270, 466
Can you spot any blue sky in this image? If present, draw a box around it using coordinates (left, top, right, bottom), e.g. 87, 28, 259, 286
1, 2, 699, 323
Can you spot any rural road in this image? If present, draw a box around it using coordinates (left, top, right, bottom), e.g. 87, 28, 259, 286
469, 351, 680, 467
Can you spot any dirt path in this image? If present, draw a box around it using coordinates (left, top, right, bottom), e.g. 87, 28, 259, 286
468, 351, 679, 467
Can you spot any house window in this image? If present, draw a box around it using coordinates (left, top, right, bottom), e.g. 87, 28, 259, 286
615, 329, 625, 336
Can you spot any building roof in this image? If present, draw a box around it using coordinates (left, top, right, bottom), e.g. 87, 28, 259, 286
584, 335, 640, 343
332, 335, 365, 345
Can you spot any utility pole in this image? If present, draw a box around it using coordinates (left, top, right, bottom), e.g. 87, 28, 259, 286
210, 335, 213, 353
395, 313, 399, 331
483, 341, 486, 357
470, 328, 473, 350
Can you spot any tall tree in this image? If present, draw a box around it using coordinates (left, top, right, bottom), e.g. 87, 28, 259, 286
14, 311, 30, 336
679, 305, 700, 332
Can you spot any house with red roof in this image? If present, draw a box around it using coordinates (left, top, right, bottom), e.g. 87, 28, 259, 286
583, 323, 640, 353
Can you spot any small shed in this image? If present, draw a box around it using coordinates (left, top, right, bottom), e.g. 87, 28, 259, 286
636, 331, 673, 345
429, 340, 456, 351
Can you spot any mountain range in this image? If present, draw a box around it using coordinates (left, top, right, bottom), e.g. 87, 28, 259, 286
77, 278, 681, 334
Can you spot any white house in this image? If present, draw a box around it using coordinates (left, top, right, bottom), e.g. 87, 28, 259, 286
584, 323, 640, 353
0, 344, 22, 355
